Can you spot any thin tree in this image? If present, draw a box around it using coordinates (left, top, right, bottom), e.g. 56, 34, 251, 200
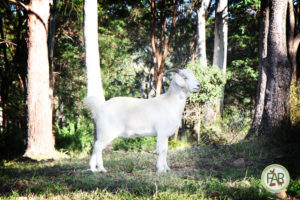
212, 0, 228, 117
48, 0, 57, 127
287, 0, 300, 88
247, 0, 269, 138
84, 0, 105, 100
23, 0, 57, 159
287, 0, 300, 125
259, 0, 293, 135
151, 0, 178, 96
194, 0, 217, 125
195, 0, 211, 66
83, 0, 105, 141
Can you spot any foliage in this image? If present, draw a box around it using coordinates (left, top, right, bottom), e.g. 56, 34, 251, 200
54, 118, 94, 154
290, 80, 300, 125
112, 137, 157, 152
288, 179, 300, 198
226, 59, 258, 110
112, 137, 191, 152
0, 4, 28, 159
186, 105, 252, 146
0, 128, 26, 160
181, 60, 225, 143
186, 60, 225, 104
225, 1, 259, 113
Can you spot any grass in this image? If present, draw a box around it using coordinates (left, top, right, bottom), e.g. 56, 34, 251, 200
1, 138, 299, 199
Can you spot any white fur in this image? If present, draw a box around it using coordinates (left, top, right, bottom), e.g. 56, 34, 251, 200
84, 69, 200, 173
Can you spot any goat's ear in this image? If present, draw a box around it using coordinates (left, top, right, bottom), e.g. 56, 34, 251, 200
174, 74, 187, 89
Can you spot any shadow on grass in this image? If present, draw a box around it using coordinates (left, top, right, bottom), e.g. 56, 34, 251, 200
0, 137, 299, 199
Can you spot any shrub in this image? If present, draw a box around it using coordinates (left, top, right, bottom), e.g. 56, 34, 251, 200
54, 118, 94, 154
186, 60, 225, 104
112, 137, 157, 152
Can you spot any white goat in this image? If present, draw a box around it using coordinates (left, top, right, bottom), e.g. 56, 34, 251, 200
84, 68, 200, 173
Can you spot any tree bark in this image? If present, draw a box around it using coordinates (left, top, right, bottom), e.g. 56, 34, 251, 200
84, 0, 105, 141
247, 0, 269, 138
287, 0, 300, 125
24, 0, 57, 160
84, 0, 105, 100
196, 0, 209, 66
212, 0, 228, 118
287, 0, 300, 88
259, 0, 292, 135
48, 0, 57, 129
0, 16, 9, 130
151, 0, 178, 96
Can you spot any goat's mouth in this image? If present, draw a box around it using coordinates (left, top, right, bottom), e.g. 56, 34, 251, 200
191, 88, 200, 92
191, 85, 201, 92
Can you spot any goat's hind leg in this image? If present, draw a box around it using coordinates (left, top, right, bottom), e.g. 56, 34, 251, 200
90, 139, 111, 173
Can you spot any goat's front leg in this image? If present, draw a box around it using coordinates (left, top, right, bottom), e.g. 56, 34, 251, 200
156, 135, 170, 173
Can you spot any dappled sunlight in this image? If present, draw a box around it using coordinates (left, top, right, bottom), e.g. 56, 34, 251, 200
2, 138, 294, 199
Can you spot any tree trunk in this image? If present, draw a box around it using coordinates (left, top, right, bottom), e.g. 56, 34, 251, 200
48, 0, 57, 129
287, 0, 300, 125
196, 0, 209, 66
84, 0, 105, 141
259, 0, 292, 135
24, 0, 57, 160
84, 0, 105, 100
195, 0, 216, 126
151, 0, 178, 96
0, 16, 10, 130
247, 0, 269, 138
287, 0, 300, 87
212, 0, 228, 118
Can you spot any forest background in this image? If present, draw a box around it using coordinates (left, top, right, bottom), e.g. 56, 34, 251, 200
0, 0, 300, 198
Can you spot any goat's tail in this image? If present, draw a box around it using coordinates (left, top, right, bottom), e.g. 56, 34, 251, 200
83, 96, 105, 119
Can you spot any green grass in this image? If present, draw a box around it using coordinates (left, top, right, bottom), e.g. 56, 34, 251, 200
1, 139, 299, 199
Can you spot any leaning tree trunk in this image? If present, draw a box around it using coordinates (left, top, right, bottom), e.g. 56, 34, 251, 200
24, 0, 57, 160
212, 0, 228, 118
259, 0, 292, 136
84, 0, 105, 141
247, 0, 269, 138
84, 0, 105, 99
151, 0, 178, 96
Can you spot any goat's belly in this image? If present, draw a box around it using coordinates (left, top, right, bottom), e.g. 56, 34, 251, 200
121, 128, 156, 138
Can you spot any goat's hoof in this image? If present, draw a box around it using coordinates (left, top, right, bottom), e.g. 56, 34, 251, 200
90, 167, 97, 172
90, 167, 107, 173
165, 166, 171, 172
157, 168, 167, 173
98, 168, 107, 173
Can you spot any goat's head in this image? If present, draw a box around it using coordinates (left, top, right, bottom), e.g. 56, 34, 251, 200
164, 68, 200, 93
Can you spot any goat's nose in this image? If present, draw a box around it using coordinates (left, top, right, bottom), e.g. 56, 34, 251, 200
197, 84, 200, 88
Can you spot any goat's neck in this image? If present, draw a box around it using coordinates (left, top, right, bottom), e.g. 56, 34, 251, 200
165, 83, 189, 100
164, 84, 189, 115
162, 86, 187, 119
